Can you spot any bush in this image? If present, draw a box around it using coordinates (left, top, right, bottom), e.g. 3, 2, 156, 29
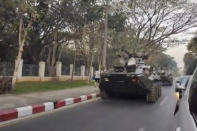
0, 77, 12, 94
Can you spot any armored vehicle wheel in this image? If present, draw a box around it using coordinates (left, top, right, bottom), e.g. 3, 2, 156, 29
169, 82, 173, 86
158, 86, 162, 97
100, 89, 109, 99
146, 85, 158, 103
156, 86, 162, 99
156, 87, 159, 99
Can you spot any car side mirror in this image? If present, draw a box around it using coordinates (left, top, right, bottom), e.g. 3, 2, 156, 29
175, 86, 185, 92
175, 90, 184, 100
175, 84, 185, 100
176, 81, 181, 85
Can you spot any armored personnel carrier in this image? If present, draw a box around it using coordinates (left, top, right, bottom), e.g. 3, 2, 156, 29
99, 50, 162, 103
158, 68, 173, 86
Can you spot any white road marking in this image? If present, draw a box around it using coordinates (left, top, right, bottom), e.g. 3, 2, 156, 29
138, 127, 145, 131
176, 127, 181, 131
160, 96, 168, 106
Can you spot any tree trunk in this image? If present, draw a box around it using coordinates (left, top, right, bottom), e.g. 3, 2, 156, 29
102, 2, 109, 70
48, 31, 58, 76
51, 31, 58, 67
88, 51, 94, 83
49, 44, 58, 76
46, 46, 52, 76
98, 46, 103, 70
57, 44, 64, 61
12, 7, 27, 90
71, 47, 77, 81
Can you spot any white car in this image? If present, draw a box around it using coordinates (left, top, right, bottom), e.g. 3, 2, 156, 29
175, 76, 190, 93
173, 70, 197, 131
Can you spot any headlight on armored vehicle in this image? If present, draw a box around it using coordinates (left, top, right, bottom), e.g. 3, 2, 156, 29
104, 78, 109, 82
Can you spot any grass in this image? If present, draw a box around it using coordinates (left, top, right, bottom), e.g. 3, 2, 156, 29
14, 80, 94, 94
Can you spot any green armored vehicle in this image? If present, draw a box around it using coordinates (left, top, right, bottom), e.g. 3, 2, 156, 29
99, 50, 162, 103
158, 68, 173, 86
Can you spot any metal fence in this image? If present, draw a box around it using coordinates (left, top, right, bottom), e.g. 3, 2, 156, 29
22, 64, 39, 76
0, 62, 14, 76
62, 66, 70, 75
74, 67, 81, 76
0, 62, 89, 77
45, 66, 56, 77
85, 68, 89, 76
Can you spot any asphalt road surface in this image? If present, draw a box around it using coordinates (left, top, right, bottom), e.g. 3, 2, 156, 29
0, 86, 177, 131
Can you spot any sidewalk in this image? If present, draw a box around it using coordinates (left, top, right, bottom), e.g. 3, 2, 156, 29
0, 86, 99, 111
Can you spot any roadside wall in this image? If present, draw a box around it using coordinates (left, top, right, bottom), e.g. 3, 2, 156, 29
0, 60, 94, 82
16, 76, 89, 82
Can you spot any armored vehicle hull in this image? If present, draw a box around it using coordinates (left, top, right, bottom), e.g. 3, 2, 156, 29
99, 73, 161, 103
160, 75, 173, 86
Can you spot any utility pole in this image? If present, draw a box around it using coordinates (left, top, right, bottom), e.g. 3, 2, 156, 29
102, 0, 109, 70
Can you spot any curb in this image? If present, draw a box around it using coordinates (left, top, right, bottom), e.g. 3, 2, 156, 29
0, 93, 100, 122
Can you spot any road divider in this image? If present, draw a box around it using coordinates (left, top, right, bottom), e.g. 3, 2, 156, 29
0, 93, 99, 122
44, 102, 54, 111
16, 106, 32, 118
80, 95, 87, 101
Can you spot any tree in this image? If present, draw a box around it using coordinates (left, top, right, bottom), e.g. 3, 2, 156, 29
12, 0, 38, 89
148, 53, 178, 75
126, 0, 197, 53
184, 52, 197, 75
184, 32, 197, 75
188, 32, 197, 54
0, 0, 18, 62
102, 0, 109, 70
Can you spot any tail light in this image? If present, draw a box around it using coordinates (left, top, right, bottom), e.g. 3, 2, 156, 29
131, 78, 137, 83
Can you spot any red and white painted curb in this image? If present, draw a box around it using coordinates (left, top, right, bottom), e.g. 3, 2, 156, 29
0, 93, 99, 122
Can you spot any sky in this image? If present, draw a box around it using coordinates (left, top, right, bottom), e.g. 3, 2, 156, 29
165, 28, 197, 71
188, 0, 196, 2
165, 0, 197, 71
165, 31, 195, 71
165, 44, 188, 70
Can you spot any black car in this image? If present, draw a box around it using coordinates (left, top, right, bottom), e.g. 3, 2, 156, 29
173, 68, 197, 131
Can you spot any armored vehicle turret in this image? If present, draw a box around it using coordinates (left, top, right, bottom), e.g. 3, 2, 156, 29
99, 50, 162, 103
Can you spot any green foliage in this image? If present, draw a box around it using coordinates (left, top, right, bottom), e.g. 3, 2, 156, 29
184, 52, 197, 75
188, 33, 197, 54
0, 0, 183, 73
14, 80, 94, 94
0, 77, 12, 94
0, 0, 18, 62
108, 12, 126, 32
184, 32, 197, 75
149, 53, 177, 68
148, 53, 178, 75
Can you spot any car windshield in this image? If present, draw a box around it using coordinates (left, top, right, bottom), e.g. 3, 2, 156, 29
180, 76, 190, 88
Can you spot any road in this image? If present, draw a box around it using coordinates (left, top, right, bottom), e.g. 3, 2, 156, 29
0, 86, 177, 131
